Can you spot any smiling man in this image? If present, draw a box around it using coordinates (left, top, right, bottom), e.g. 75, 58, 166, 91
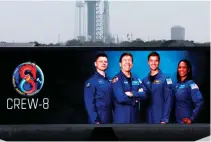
84, 53, 113, 124
112, 52, 147, 124
142, 51, 174, 124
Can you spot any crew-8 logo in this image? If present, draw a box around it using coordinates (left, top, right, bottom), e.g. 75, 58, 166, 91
7, 62, 49, 110
12, 62, 44, 96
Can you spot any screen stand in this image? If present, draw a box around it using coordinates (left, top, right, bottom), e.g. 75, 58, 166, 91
89, 127, 118, 140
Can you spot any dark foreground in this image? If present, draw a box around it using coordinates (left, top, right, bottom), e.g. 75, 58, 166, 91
0, 124, 209, 141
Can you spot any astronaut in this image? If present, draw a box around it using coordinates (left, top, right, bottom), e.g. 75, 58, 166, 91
84, 53, 113, 124
112, 52, 147, 124
174, 59, 204, 124
142, 51, 173, 124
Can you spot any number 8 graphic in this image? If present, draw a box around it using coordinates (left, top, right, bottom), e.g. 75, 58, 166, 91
19, 64, 37, 94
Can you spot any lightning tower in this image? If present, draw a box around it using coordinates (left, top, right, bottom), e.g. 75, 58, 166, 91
103, 0, 111, 43
75, 1, 86, 42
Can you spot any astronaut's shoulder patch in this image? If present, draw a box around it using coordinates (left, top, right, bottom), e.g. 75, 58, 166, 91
112, 76, 118, 83
190, 83, 199, 90
166, 78, 172, 85
85, 82, 91, 87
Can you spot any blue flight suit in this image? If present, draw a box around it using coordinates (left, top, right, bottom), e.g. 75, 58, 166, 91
142, 70, 173, 124
112, 71, 147, 124
84, 72, 113, 124
174, 80, 204, 123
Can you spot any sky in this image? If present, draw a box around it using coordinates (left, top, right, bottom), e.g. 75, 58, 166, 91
0, 1, 210, 44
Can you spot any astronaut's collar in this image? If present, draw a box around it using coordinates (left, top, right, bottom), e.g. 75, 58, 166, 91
95, 71, 107, 79
148, 69, 162, 79
178, 76, 188, 83
120, 70, 132, 79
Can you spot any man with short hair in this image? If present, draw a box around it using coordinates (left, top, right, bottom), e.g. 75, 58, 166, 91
84, 53, 113, 124
142, 51, 173, 124
112, 52, 147, 124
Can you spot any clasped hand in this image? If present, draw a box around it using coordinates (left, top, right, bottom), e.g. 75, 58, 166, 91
125, 91, 133, 97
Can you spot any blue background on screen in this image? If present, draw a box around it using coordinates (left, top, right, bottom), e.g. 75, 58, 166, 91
104, 51, 200, 84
